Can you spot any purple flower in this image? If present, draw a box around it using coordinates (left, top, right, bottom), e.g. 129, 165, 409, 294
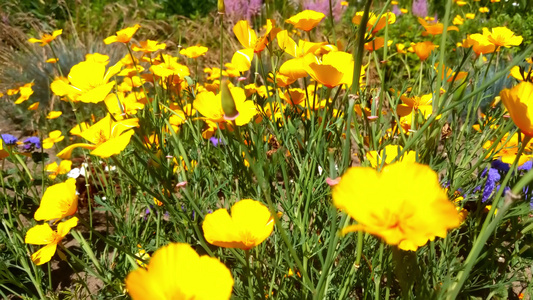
482, 168, 501, 202
225, 0, 263, 23
303, 0, 346, 22
412, 0, 428, 18
22, 136, 41, 150
392, 5, 401, 16
518, 161, 532, 172
491, 160, 510, 173
1, 134, 18, 145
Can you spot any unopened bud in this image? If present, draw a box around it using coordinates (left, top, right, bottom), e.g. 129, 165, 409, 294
221, 79, 239, 121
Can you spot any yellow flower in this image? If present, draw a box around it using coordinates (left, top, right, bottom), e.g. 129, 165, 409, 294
452, 15, 464, 25
193, 86, 257, 127
500, 82, 533, 137
418, 18, 459, 36
25, 217, 78, 265
45, 160, 72, 180
57, 114, 139, 159
352, 12, 396, 34
483, 27, 523, 48
233, 19, 280, 53
50, 59, 121, 103
180, 45, 208, 58
13, 83, 34, 104
46, 58, 59, 63
304, 51, 358, 88
104, 91, 145, 120
28, 29, 62, 46
276, 30, 326, 82
150, 54, 190, 80
365, 145, 417, 168
412, 41, 437, 61
434, 63, 468, 82
202, 199, 278, 250
465, 13, 476, 19
479, 7, 489, 13
279, 88, 306, 105
333, 162, 460, 251
46, 111, 62, 119
286, 10, 325, 31
131, 40, 166, 53
126, 243, 233, 300
134, 245, 151, 267
43, 130, 64, 149
509, 64, 532, 82
104, 24, 140, 44
462, 34, 496, 55
34, 178, 78, 221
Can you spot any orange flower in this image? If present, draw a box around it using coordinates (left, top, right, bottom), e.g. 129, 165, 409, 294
28, 29, 62, 46
462, 34, 496, 55
500, 82, 533, 137
304, 51, 358, 88
352, 12, 396, 34
364, 37, 393, 52
412, 41, 437, 61
286, 10, 325, 31
104, 24, 140, 44
418, 18, 459, 36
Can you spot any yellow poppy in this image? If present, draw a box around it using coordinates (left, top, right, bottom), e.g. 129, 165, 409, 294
202, 199, 278, 250
304, 51, 357, 88
500, 82, 533, 137
57, 114, 139, 159
286, 10, 326, 31
131, 40, 166, 53
50, 59, 121, 103
352, 12, 396, 34
28, 29, 62, 46
180, 45, 208, 58
333, 162, 460, 251
34, 178, 78, 221
104, 24, 140, 44
28, 102, 39, 111
45, 160, 72, 180
126, 243, 234, 300
14, 83, 34, 104
43, 130, 64, 149
233, 19, 280, 53
46, 111, 63, 120
365, 145, 417, 168
193, 86, 257, 127
462, 34, 496, 55
25, 217, 78, 265
483, 27, 523, 48
150, 54, 190, 80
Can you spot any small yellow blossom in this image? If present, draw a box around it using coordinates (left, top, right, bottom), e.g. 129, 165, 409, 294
104, 24, 140, 44
25, 217, 78, 265
180, 45, 208, 58
28, 29, 62, 46
43, 130, 64, 149
46, 111, 63, 119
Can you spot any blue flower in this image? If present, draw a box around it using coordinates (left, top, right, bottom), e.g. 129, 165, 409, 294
22, 136, 41, 150
482, 168, 501, 202
1, 134, 18, 145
